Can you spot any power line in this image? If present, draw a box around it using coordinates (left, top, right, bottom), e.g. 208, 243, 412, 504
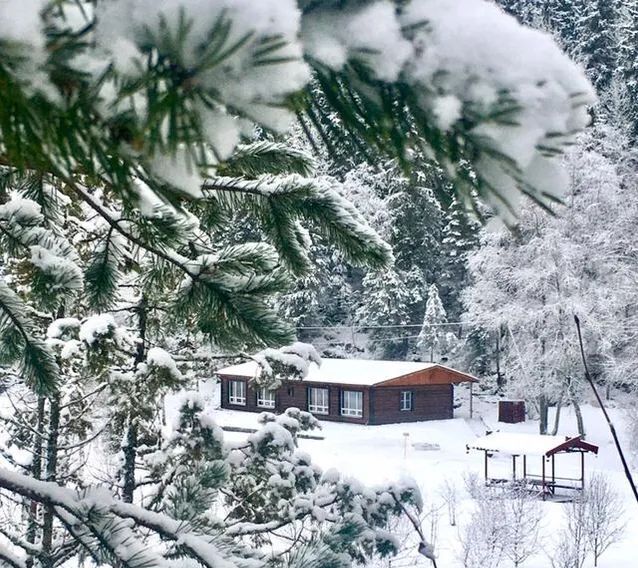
295, 320, 491, 330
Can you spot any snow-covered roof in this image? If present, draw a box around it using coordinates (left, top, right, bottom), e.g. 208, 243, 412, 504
467, 432, 599, 457
216, 358, 475, 387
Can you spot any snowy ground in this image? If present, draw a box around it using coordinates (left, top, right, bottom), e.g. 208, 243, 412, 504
194, 382, 638, 567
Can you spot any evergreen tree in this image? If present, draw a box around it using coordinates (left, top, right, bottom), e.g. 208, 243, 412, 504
496, 0, 543, 26
618, 1, 638, 136
439, 197, 480, 320
357, 268, 418, 360
577, 0, 619, 93
389, 183, 445, 282
416, 284, 449, 362
542, 0, 584, 52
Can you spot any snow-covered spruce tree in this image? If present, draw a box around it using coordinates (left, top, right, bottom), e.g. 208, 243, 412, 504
0, 1, 593, 566
618, 1, 638, 138
539, 0, 584, 52
576, 0, 619, 94
495, 0, 543, 27
439, 197, 480, 320
0, 153, 406, 567
416, 284, 450, 363
275, 158, 392, 343
356, 268, 420, 360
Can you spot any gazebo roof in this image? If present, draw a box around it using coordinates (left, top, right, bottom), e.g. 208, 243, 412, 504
468, 432, 599, 457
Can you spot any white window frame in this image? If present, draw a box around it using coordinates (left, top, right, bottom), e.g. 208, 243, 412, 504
228, 380, 246, 406
400, 390, 413, 411
308, 387, 329, 415
341, 390, 363, 418
257, 387, 276, 409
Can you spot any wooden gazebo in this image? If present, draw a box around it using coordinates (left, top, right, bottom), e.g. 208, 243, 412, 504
467, 432, 599, 499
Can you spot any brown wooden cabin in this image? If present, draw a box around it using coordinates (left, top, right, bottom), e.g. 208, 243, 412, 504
216, 358, 478, 425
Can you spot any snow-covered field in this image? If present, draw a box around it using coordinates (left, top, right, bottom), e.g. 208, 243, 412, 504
197, 382, 638, 567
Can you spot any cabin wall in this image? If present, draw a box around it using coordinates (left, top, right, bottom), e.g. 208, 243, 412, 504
219, 376, 370, 424
369, 384, 453, 424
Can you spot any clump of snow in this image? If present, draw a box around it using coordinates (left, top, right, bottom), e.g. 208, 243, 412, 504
0, 0, 45, 48
400, 0, 594, 214
30, 245, 83, 291
60, 340, 82, 360
149, 148, 205, 199
0, 196, 43, 224
146, 347, 182, 381
132, 179, 168, 217
302, 1, 413, 82
79, 314, 117, 345
9, 445, 33, 468
322, 468, 340, 484
95, 0, 309, 142
248, 422, 296, 452
47, 318, 81, 339
198, 110, 241, 161
432, 95, 463, 131
247, 342, 322, 388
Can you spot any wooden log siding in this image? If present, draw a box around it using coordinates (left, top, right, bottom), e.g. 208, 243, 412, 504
220, 376, 449, 424
220, 377, 369, 423
368, 384, 453, 425
218, 360, 476, 425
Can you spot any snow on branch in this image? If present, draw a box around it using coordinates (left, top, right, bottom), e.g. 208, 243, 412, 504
0, 280, 59, 394
251, 342, 321, 389
302, 0, 595, 220
0, 0, 592, 224
0, 467, 246, 568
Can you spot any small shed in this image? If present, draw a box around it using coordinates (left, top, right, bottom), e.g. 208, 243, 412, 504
498, 400, 525, 423
467, 432, 599, 498
216, 358, 478, 425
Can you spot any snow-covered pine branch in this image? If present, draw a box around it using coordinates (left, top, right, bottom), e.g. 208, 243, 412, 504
0, 281, 59, 394
203, 174, 393, 275
0, 0, 592, 224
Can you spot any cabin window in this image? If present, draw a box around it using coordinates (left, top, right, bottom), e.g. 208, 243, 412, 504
400, 391, 413, 411
257, 387, 276, 409
341, 390, 363, 417
308, 387, 329, 415
228, 380, 246, 405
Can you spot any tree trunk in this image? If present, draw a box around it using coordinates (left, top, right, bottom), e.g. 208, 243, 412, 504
550, 401, 562, 436
122, 295, 147, 504
122, 423, 138, 503
495, 328, 504, 390
25, 396, 45, 568
41, 394, 61, 567
538, 395, 549, 435
572, 398, 585, 438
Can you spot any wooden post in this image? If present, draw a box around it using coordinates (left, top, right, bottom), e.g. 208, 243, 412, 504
469, 382, 473, 419
581, 451, 585, 490
523, 455, 527, 480
551, 454, 555, 489
542, 457, 546, 500
484, 451, 488, 482
512, 455, 516, 481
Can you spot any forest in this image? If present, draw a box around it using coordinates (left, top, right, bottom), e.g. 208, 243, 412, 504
0, 1, 636, 567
